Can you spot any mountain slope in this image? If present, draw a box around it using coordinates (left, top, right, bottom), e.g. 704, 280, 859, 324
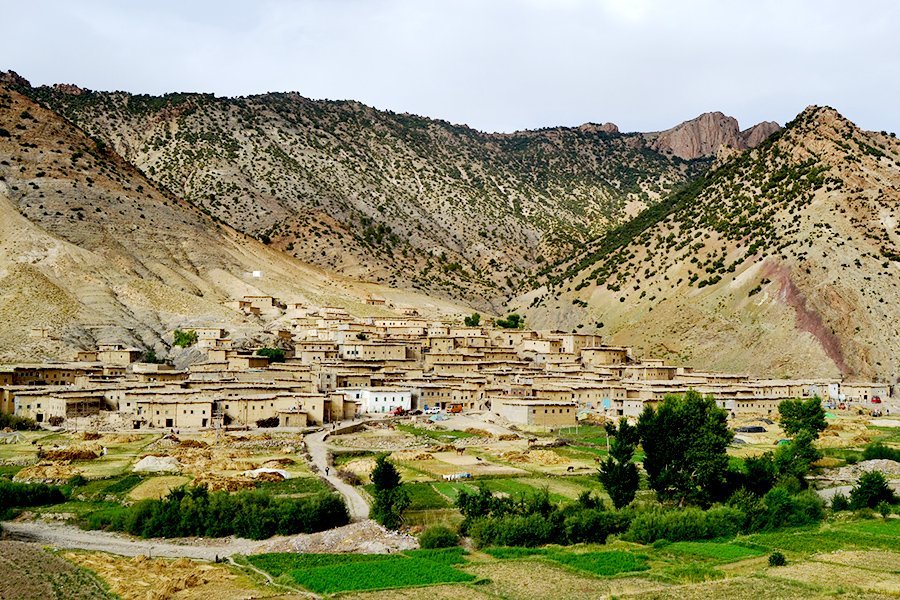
517, 106, 899, 380
646, 111, 782, 160
20, 79, 717, 306
0, 85, 468, 361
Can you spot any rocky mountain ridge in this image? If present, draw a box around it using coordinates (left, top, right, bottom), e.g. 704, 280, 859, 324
15, 73, 776, 306
517, 106, 898, 381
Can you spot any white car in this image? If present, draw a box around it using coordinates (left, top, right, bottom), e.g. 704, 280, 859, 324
424, 407, 442, 415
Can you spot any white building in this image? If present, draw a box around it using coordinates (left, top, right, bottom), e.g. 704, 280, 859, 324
336, 387, 412, 414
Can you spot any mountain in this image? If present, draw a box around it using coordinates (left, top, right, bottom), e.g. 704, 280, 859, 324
0, 84, 468, 361
517, 106, 899, 381
645, 111, 781, 160
17, 77, 723, 307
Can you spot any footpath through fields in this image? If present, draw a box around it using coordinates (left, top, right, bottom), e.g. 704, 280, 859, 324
305, 420, 372, 520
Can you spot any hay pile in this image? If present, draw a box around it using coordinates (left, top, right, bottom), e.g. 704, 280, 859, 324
14, 463, 81, 482
464, 428, 492, 438
38, 443, 101, 461
497, 433, 520, 441
502, 449, 567, 465
77, 432, 102, 441
390, 450, 433, 462
192, 473, 257, 492
178, 439, 209, 449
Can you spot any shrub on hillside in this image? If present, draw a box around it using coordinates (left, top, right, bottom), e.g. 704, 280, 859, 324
172, 329, 198, 348
768, 551, 786, 567
256, 347, 286, 363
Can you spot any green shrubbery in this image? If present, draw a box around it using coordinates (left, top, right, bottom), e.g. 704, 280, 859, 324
172, 329, 198, 348
623, 506, 744, 544
0, 479, 67, 518
256, 347, 286, 363
0, 413, 41, 431
83, 486, 348, 540
458, 486, 629, 548
419, 526, 459, 549
849, 472, 897, 509
862, 443, 900, 462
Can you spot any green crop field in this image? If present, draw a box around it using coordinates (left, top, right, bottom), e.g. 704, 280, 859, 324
662, 541, 765, 562
484, 547, 649, 577
247, 550, 475, 595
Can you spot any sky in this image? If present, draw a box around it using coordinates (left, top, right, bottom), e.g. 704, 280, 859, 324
4, 0, 899, 134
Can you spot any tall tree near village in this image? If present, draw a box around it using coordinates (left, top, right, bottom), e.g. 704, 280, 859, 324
637, 390, 733, 507
598, 417, 640, 509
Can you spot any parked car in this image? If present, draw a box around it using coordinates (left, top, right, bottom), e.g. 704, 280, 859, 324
448, 404, 463, 414
424, 407, 441, 415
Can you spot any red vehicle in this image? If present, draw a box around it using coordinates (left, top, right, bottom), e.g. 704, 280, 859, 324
872, 396, 882, 404
391, 407, 408, 416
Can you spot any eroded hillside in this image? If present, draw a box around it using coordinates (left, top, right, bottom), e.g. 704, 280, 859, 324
23, 82, 713, 305
518, 107, 899, 380
0, 85, 469, 361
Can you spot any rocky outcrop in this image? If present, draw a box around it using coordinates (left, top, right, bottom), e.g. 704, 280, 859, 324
0, 70, 30, 88
578, 122, 620, 134
647, 112, 780, 160
740, 120, 781, 148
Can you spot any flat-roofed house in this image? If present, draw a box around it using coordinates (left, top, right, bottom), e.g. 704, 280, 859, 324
492, 397, 576, 429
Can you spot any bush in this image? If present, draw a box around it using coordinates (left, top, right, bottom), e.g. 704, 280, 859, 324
419, 526, 460, 549
850, 471, 897, 509
0, 479, 66, 518
562, 508, 631, 544
256, 347, 286, 363
876, 501, 893, 518
469, 513, 560, 548
768, 551, 786, 567
336, 469, 362, 486
47, 416, 64, 427
0, 413, 41, 431
830, 492, 850, 511
256, 416, 279, 428
623, 506, 744, 544
862, 443, 900, 462
173, 329, 198, 348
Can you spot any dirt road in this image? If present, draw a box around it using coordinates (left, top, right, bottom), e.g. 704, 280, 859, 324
305, 422, 371, 520
1, 520, 265, 560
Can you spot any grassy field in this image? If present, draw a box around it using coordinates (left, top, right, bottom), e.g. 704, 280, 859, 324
247, 549, 475, 595
242, 516, 900, 599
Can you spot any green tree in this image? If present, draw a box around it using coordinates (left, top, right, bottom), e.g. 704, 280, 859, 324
173, 329, 198, 348
637, 390, 733, 506
256, 347, 286, 363
849, 471, 896, 509
370, 455, 409, 529
598, 418, 640, 509
495, 313, 524, 329
463, 313, 481, 327
778, 397, 826, 438
773, 430, 821, 489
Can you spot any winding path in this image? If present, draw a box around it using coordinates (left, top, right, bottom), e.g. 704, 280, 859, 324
1, 520, 265, 559
305, 422, 371, 520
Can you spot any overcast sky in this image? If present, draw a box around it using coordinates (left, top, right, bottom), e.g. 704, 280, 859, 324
4, 0, 898, 133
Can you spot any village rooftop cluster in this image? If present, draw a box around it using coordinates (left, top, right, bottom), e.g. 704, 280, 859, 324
3, 299, 891, 432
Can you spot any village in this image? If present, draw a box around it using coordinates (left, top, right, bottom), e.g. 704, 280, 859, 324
3, 296, 893, 434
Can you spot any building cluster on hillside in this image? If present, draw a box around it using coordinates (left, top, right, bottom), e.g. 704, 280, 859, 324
2, 305, 893, 431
